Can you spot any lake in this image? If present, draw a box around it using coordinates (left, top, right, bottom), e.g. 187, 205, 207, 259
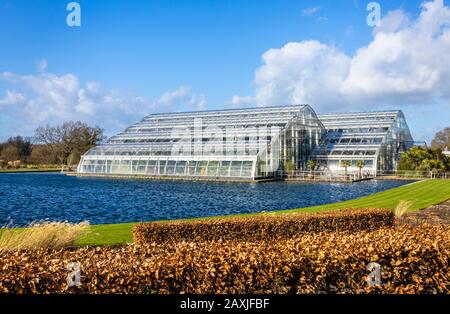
0, 173, 413, 227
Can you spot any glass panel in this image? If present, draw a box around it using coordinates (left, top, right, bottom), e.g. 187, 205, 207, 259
83, 159, 95, 173
111, 160, 121, 174
94, 161, 103, 173
230, 161, 242, 177
328, 160, 339, 167
138, 160, 147, 173
188, 161, 197, 176
147, 160, 157, 175
373, 138, 383, 144
176, 161, 187, 175
166, 160, 176, 175
117, 160, 130, 173
219, 161, 231, 177
241, 161, 253, 177
132, 160, 139, 174
105, 159, 112, 173
207, 161, 219, 177
158, 160, 167, 175
197, 161, 208, 176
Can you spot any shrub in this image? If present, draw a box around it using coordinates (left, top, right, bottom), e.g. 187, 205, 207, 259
132, 209, 395, 245
0, 224, 448, 294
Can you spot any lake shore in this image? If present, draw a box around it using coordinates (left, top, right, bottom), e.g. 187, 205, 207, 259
0, 168, 61, 173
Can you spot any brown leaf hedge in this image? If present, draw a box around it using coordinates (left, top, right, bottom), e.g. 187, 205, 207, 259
132, 209, 395, 244
0, 224, 448, 294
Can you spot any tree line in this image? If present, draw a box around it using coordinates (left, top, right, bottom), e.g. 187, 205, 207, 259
397, 126, 450, 173
397, 146, 450, 173
0, 121, 105, 169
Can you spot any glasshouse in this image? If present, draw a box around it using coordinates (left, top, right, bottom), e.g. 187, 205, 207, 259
77, 105, 414, 180
77, 105, 325, 179
312, 111, 414, 175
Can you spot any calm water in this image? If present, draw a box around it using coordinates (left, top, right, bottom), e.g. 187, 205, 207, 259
0, 173, 413, 227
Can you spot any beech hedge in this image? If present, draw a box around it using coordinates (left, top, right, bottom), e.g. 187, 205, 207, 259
132, 209, 395, 244
0, 224, 448, 294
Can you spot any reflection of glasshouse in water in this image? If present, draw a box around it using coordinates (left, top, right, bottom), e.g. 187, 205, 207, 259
77, 105, 414, 179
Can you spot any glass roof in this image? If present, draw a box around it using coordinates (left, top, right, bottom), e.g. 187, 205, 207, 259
312, 110, 414, 168
85, 104, 324, 158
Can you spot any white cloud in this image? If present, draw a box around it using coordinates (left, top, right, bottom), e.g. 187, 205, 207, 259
0, 68, 207, 137
374, 9, 411, 34
0, 90, 26, 107
228, 95, 256, 107
155, 86, 206, 111
316, 16, 328, 23
234, 0, 450, 114
341, 0, 450, 107
302, 6, 321, 16
254, 41, 351, 112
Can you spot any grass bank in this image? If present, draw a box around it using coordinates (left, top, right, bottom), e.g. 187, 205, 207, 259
73, 179, 450, 246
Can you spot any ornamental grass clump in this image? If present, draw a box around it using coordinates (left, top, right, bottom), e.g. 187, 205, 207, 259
394, 200, 413, 217
0, 221, 89, 250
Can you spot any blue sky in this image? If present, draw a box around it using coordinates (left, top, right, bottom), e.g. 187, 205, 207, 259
1, 0, 449, 144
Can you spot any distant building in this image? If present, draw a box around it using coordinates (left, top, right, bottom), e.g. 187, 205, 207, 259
77, 105, 414, 180
443, 147, 450, 157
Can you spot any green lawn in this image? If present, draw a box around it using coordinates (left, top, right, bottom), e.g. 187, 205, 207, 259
74, 179, 450, 246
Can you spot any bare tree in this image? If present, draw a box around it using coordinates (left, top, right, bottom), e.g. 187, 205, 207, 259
432, 127, 450, 150
34, 121, 105, 166
0, 136, 32, 162
0, 144, 19, 162
29, 144, 57, 165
